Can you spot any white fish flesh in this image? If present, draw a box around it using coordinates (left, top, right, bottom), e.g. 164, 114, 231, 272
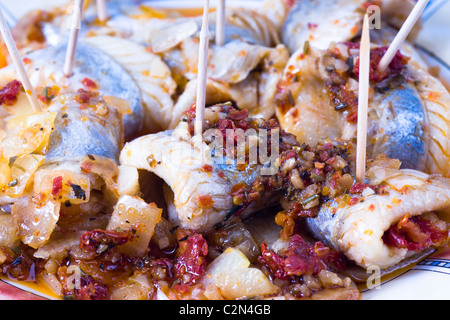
83, 35, 177, 133
281, 0, 365, 52
120, 118, 280, 232
306, 162, 450, 269
45, 93, 123, 164
0, 42, 143, 139
275, 42, 450, 176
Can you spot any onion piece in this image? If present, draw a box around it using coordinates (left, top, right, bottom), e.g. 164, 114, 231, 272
0, 157, 11, 190
116, 165, 140, 196
150, 20, 198, 53
2, 91, 35, 116
4, 154, 44, 197
107, 195, 162, 257
34, 231, 82, 260
37, 272, 63, 297
2, 111, 57, 158
33, 168, 91, 204
79, 155, 119, 196
110, 274, 154, 300
201, 248, 279, 299
0, 213, 19, 247
12, 196, 60, 249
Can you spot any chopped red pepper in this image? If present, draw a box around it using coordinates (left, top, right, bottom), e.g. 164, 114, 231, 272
79, 229, 134, 254
52, 176, 63, 196
81, 77, 98, 90
0, 80, 22, 106
258, 234, 346, 280
383, 215, 449, 251
173, 231, 208, 285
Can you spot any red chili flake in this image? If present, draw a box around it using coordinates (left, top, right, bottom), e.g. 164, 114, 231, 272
79, 229, 134, 254
307, 22, 318, 30
197, 194, 214, 209
351, 44, 410, 83
382, 215, 449, 251
80, 160, 93, 173
74, 88, 98, 104
286, 0, 296, 9
346, 111, 358, 123
81, 77, 97, 90
258, 234, 346, 280
202, 164, 213, 172
183, 103, 196, 119
227, 109, 248, 121
22, 57, 32, 65
52, 176, 63, 196
0, 80, 22, 106
259, 242, 288, 279
173, 231, 208, 285
349, 182, 370, 194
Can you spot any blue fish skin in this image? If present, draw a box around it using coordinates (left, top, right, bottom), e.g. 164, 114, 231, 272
45, 95, 123, 164
26, 43, 143, 140
368, 83, 426, 170
305, 200, 338, 247
281, 0, 364, 52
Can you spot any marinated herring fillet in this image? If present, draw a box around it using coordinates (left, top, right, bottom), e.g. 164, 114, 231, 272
306, 160, 450, 269
120, 105, 283, 231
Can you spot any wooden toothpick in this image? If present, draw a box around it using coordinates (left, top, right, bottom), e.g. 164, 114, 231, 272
0, 8, 41, 113
194, 0, 210, 137
356, 14, 371, 184
97, 0, 108, 22
377, 0, 429, 72
216, 0, 225, 46
64, 0, 84, 77
0, 3, 17, 28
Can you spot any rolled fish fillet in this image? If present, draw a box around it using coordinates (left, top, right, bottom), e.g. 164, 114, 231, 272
169, 43, 289, 128
275, 41, 450, 177
9, 91, 123, 249
22, 0, 287, 125
120, 124, 233, 231
280, 0, 420, 54
0, 54, 124, 248
0, 42, 143, 139
120, 106, 281, 232
281, 0, 365, 53
45, 92, 123, 164
306, 162, 450, 269
83, 35, 177, 133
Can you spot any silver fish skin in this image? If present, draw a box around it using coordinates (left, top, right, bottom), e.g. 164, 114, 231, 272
83, 35, 177, 133
120, 121, 279, 232
281, 0, 365, 53
276, 45, 429, 172
306, 164, 450, 269
19, 42, 143, 139
367, 84, 426, 171
45, 93, 123, 164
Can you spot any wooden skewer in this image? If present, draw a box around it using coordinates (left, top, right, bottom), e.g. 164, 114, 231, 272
216, 0, 225, 46
0, 3, 17, 28
97, 0, 108, 22
356, 14, 371, 184
377, 0, 429, 72
0, 8, 41, 113
194, 0, 210, 137
64, 0, 84, 77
